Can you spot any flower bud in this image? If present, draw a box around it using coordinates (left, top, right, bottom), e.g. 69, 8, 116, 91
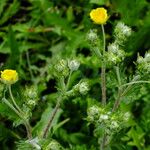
86, 29, 98, 44
110, 121, 119, 129
79, 81, 89, 95
137, 52, 150, 74
0, 69, 18, 85
114, 22, 132, 43
68, 60, 80, 71
87, 106, 100, 122
27, 100, 36, 108
108, 43, 119, 54
54, 59, 69, 77
24, 86, 38, 99
46, 140, 62, 150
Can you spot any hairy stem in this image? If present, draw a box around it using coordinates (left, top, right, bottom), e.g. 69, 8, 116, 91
2, 98, 32, 139
66, 71, 72, 90
8, 85, 24, 115
100, 134, 107, 150
24, 121, 32, 139
42, 96, 61, 138
121, 80, 150, 87
100, 25, 107, 150
112, 75, 141, 111
101, 25, 106, 106
112, 87, 123, 112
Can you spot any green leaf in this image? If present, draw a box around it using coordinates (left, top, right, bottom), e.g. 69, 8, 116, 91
32, 102, 63, 137
90, 0, 108, 5
7, 26, 20, 68
0, 0, 20, 25
0, 0, 8, 17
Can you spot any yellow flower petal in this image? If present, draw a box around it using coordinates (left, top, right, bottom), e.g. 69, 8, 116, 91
90, 8, 108, 25
1, 69, 18, 85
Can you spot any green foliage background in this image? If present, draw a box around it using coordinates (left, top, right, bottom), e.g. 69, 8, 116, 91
0, 0, 150, 149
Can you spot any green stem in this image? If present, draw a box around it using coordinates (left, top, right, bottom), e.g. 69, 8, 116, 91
100, 134, 107, 150
3, 98, 23, 119
112, 76, 141, 111
115, 66, 121, 86
8, 85, 24, 115
121, 80, 150, 87
2, 98, 32, 139
100, 25, 107, 150
60, 77, 66, 93
24, 121, 32, 139
42, 96, 62, 138
101, 25, 106, 106
66, 71, 72, 90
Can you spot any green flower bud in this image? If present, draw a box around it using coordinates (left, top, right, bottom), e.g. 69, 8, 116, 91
24, 86, 38, 100
86, 29, 98, 44
114, 22, 132, 44
79, 81, 89, 95
68, 60, 80, 71
137, 52, 150, 74
27, 100, 36, 108
87, 106, 100, 122
108, 43, 119, 54
46, 140, 62, 150
54, 59, 69, 77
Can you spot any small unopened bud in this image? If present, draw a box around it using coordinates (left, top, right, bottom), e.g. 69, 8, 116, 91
27, 100, 36, 107
46, 140, 61, 150
108, 43, 119, 54
79, 82, 89, 95
55, 59, 67, 72
68, 60, 80, 71
115, 22, 132, 43
87, 106, 100, 122
24, 86, 38, 99
54, 59, 69, 77
124, 112, 130, 121
144, 52, 150, 62
87, 29, 98, 43
99, 114, 109, 120
111, 121, 119, 129
137, 52, 150, 74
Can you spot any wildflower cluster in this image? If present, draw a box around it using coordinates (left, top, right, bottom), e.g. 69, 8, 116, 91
86, 29, 102, 58
105, 22, 132, 65
136, 51, 150, 75
66, 81, 89, 96
106, 42, 125, 64
54, 59, 80, 78
22, 86, 38, 118
87, 106, 130, 137
114, 22, 132, 44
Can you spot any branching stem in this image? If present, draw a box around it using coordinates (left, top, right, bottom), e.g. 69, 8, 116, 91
112, 75, 142, 112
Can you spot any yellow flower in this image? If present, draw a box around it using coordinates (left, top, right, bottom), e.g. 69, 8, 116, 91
90, 8, 108, 25
1, 69, 18, 84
